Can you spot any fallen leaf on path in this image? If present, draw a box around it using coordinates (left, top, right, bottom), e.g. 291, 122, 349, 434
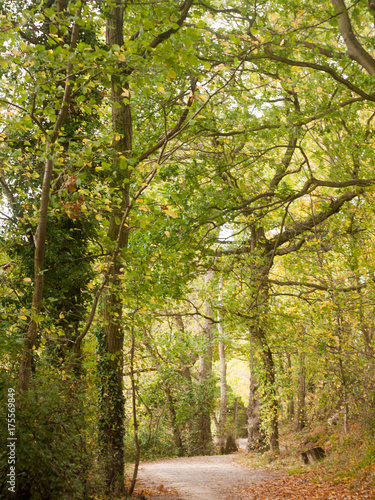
228, 476, 375, 500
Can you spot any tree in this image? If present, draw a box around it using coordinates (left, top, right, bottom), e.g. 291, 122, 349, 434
1, 0, 375, 496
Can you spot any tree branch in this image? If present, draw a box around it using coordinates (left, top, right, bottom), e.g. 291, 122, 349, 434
269, 190, 360, 249
331, 0, 375, 74
148, 0, 195, 49
267, 278, 368, 292
246, 53, 375, 101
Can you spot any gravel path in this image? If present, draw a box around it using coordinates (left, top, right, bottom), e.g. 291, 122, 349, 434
136, 454, 278, 500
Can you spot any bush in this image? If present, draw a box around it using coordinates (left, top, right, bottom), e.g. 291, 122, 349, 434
0, 371, 98, 499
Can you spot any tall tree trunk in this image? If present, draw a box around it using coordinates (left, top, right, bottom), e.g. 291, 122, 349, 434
224, 397, 239, 454
247, 333, 279, 452
216, 276, 227, 453
18, 153, 54, 392
165, 386, 185, 456
286, 353, 295, 422
296, 351, 306, 431
18, 7, 82, 391
263, 340, 279, 452
247, 337, 267, 451
357, 276, 374, 357
173, 313, 197, 451
194, 270, 215, 455
98, 2, 132, 493
336, 314, 349, 434
246, 227, 279, 452
216, 338, 227, 453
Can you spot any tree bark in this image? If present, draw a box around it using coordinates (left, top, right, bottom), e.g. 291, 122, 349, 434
224, 398, 239, 454
286, 353, 295, 422
18, 6, 82, 391
98, 2, 132, 493
18, 155, 54, 392
331, 0, 375, 74
356, 276, 374, 357
217, 338, 227, 453
194, 270, 215, 455
165, 386, 185, 456
296, 351, 307, 431
216, 276, 227, 454
247, 337, 267, 451
263, 341, 279, 452
245, 227, 279, 452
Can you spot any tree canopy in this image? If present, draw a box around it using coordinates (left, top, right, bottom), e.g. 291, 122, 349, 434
1, 0, 375, 498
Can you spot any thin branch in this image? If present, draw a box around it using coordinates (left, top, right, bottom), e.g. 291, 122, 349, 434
246, 53, 375, 101
267, 278, 368, 292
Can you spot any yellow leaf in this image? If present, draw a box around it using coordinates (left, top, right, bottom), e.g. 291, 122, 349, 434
23, 277, 32, 282
121, 88, 129, 97
164, 209, 178, 218
158, 86, 166, 94
164, 230, 170, 237
168, 69, 177, 79
19, 315, 28, 321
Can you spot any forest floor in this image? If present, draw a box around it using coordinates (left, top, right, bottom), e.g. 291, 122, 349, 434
133, 440, 375, 500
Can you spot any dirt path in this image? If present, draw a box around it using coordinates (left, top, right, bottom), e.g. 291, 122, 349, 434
136, 454, 279, 500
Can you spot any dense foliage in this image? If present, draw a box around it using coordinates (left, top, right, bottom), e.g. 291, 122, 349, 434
0, 0, 375, 497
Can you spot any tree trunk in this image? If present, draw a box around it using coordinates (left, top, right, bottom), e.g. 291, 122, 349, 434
244, 229, 280, 452
165, 386, 185, 456
224, 398, 239, 454
247, 333, 279, 453
194, 270, 215, 455
296, 351, 307, 431
357, 276, 374, 357
216, 276, 227, 454
18, 7, 82, 391
98, 2, 132, 493
248, 227, 279, 452
18, 155, 54, 392
247, 337, 267, 452
233, 398, 238, 440
263, 342, 279, 452
216, 339, 227, 453
286, 353, 295, 422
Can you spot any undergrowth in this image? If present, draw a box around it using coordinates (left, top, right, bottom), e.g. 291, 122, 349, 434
235, 421, 375, 493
